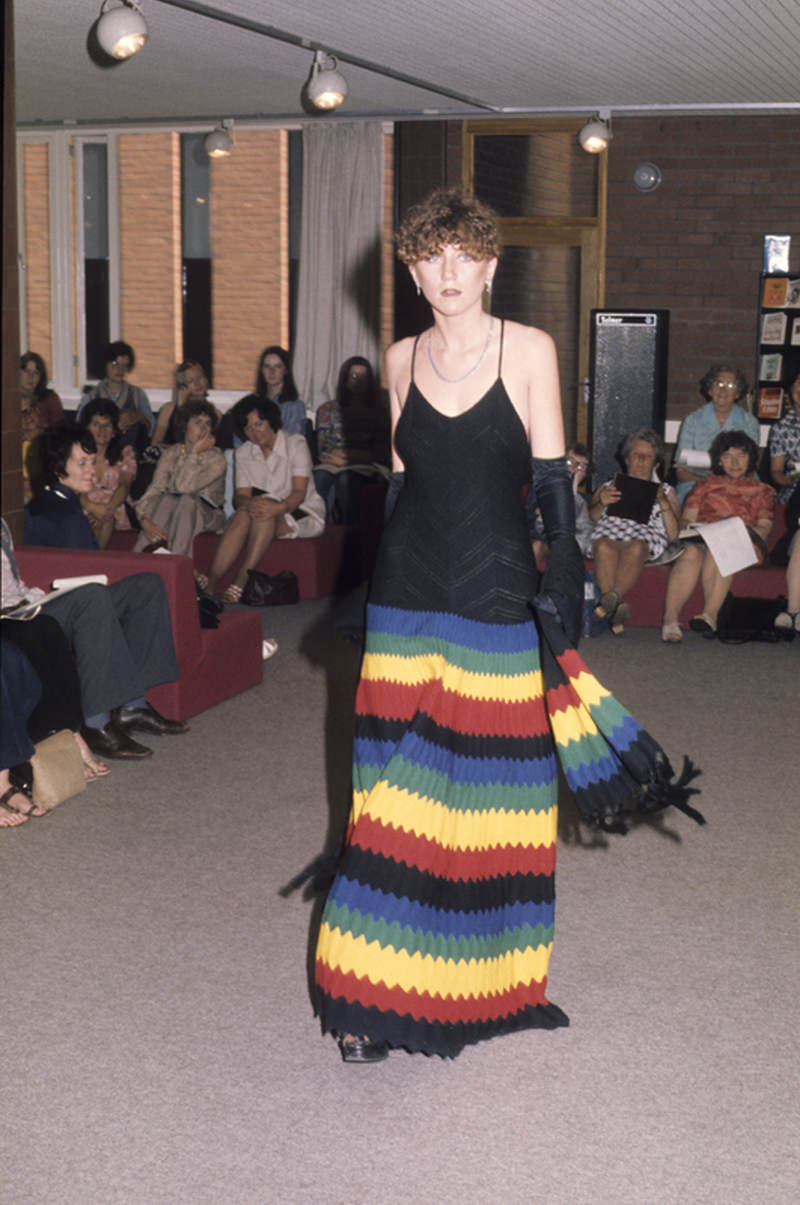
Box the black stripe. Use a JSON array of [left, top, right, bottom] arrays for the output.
[[355, 711, 555, 764]]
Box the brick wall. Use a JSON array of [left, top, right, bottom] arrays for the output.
[[22, 142, 51, 368], [605, 115, 800, 424], [118, 132, 182, 386], [210, 129, 287, 390]]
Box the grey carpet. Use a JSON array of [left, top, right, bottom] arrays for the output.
[[2, 603, 798, 1205]]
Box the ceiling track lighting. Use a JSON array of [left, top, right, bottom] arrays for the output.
[[96, 0, 149, 60], [306, 50, 349, 111], [578, 112, 612, 154], [204, 120, 234, 158]]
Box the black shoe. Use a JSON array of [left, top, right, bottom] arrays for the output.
[[112, 704, 189, 736], [80, 723, 153, 760], [338, 1035, 389, 1064]]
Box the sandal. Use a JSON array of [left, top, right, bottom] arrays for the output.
[[594, 590, 619, 619], [0, 789, 34, 827], [221, 583, 243, 605], [75, 732, 110, 781], [661, 622, 682, 643], [689, 612, 717, 637], [194, 571, 210, 593], [338, 1034, 389, 1064], [262, 638, 279, 661], [610, 601, 631, 636]]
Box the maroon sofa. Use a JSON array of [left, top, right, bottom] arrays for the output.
[[16, 546, 264, 720]]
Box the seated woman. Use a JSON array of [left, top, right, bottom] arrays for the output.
[[313, 356, 390, 524], [661, 431, 775, 641], [589, 427, 680, 634], [79, 399, 137, 549], [204, 396, 325, 603], [0, 626, 109, 828], [769, 369, 800, 504], [150, 361, 215, 447], [20, 351, 63, 498], [77, 340, 155, 455], [673, 364, 761, 503], [133, 400, 226, 556], [254, 345, 306, 435]]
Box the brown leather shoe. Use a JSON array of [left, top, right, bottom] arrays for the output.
[[80, 723, 153, 759], [112, 704, 189, 736]]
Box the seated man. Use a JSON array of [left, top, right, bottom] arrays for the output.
[[17, 425, 190, 758]]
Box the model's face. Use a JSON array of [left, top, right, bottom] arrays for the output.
[[60, 443, 96, 493], [106, 354, 131, 384], [21, 360, 40, 394], [261, 355, 286, 396], [181, 366, 207, 400], [720, 446, 750, 479], [709, 371, 738, 414], [87, 414, 115, 448], [411, 244, 496, 314], [243, 409, 276, 452], [626, 440, 657, 480], [186, 413, 213, 444]]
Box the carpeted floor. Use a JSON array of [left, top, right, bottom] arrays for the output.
[[2, 601, 798, 1205]]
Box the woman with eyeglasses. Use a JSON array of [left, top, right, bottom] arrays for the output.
[[673, 365, 761, 503], [77, 340, 155, 455]]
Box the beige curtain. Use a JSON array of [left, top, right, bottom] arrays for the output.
[[294, 122, 383, 417]]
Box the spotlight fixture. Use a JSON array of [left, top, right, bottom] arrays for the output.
[[633, 162, 662, 193], [204, 122, 234, 158], [578, 114, 612, 154], [96, 0, 148, 60], [307, 50, 348, 110]]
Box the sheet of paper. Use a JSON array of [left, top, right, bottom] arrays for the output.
[[678, 449, 712, 469], [3, 575, 109, 620], [691, 516, 759, 576]]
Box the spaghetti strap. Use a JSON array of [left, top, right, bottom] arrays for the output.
[[410, 333, 422, 384], [498, 318, 505, 376]]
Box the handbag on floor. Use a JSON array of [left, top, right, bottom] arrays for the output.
[[716, 593, 787, 644], [31, 729, 86, 811], [241, 569, 299, 607]]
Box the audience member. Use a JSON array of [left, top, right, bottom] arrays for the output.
[[204, 396, 324, 603], [0, 641, 49, 827], [253, 346, 307, 435], [529, 442, 594, 562], [768, 369, 800, 503], [79, 399, 137, 548], [20, 351, 63, 499], [4, 516, 188, 759], [588, 428, 680, 634], [134, 400, 226, 555], [313, 356, 390, 524], [673, 364, 760, 503], [661, 431, 774, 641], [151, 361, 215, 447], [774, 480, 800, 633], [77, 340, 154, 454]]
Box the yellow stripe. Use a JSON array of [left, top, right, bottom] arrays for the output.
[[570, 669, 612, 708], [318, 923, 552, 999], [548, 702, 598, 746], [354, 781, 557, 850], [361, 651, 544, 703]]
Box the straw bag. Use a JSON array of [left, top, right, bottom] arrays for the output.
[[31, 730, 86, 811]]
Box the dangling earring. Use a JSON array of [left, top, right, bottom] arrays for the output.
[[416, 282, 421, 296], [486, 278, 493, 311]]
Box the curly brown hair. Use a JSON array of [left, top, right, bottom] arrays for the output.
[[396, 187, 501, 265]]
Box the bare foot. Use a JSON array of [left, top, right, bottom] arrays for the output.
[[74, 731, 110, 780], [0, 791, 32, 827]]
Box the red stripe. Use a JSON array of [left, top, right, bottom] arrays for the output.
[[352, 813, 556, 880], [316, 963, 549, 1025], [357, 678, 550, 739], [545, 681, 581, 716]]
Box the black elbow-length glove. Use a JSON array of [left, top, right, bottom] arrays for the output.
[[530, 456, 585, 647]]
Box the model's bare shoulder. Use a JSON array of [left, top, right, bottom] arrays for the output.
[[503, 320, 556, 359]]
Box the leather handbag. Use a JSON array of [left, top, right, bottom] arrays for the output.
[[30, 729, 86, 811], [241, 569, 300, 607]]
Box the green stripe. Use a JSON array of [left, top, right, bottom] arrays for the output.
[[382, 757, 556, 815], [552, 729, 613, 771], [327, 901, 553, 961], [366, 630, 539, 677]]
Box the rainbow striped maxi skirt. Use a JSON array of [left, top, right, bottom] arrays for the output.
[[314, 604, 569, 1058]]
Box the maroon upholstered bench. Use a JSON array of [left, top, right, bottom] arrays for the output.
[[192, 525, 363, 600]]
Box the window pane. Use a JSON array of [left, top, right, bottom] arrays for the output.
[[83, 143, 109, 377], [493, 244, 581, 438], [474, 133, 597, 218], [181, 133, 211, 258]]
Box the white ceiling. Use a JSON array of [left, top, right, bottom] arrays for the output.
[[15, 0, 800, 129]]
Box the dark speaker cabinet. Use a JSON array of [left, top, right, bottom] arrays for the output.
[[589, 310, 669, 488]]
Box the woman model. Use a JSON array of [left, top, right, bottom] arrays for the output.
[[589, 428, 680, 634], [314, 356, 390, 523], [313, 188, 594, 1062], [134, 401, 226, 555], [150, 361, 214, 448], [79, 399, 137, 549], [673, 365, 760, 503], [661, 431, 774, 641], [203, 396, 324, 603]]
